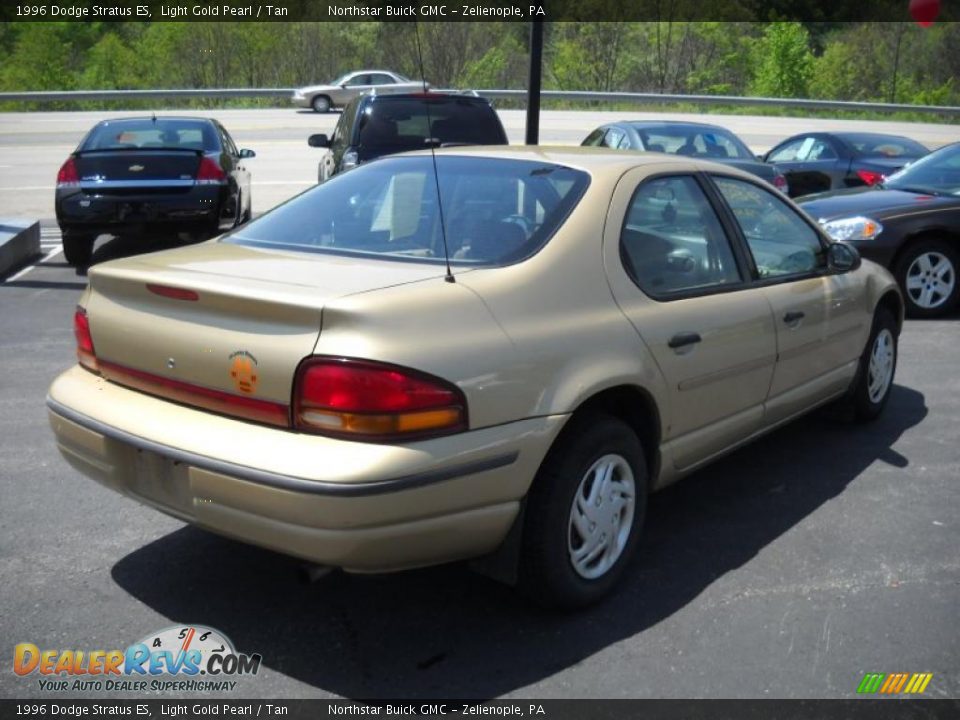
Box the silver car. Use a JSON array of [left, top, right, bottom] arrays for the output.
[[292, 70, 428, 113]]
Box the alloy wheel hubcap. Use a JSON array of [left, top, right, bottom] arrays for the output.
[[567, 453, 635, 580], [867, 328, 895, 404], [906, 251, 955, 309]]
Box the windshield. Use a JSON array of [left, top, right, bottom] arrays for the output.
[[635, 125, 753, 160], [82, 119, 219, 152], [226, 156, 589, 266], [884, 143, 960, 196]]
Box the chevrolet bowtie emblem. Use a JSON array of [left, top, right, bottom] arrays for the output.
[[129, 164, 145, 172]]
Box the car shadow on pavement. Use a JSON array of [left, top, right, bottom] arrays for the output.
[[111, 384, 927, 699]]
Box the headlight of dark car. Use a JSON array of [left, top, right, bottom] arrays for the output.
[[820, 216, 884, 242]]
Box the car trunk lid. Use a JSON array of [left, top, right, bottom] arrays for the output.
[[74, 149, 203, 194], [83, 242, 451, 423]]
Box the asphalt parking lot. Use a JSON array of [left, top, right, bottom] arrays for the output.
[[1, 237, 958, 699], [1, 108, 958, 700]]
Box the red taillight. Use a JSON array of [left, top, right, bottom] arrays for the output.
[[856, 169, 885, 186], [57, 157, 80, 188], [196, 157, 227, 184], [146, 284, 199, 301], [293, 358, 467, 441], [73, 306, 98, 372], [773, 174, 788, 192]]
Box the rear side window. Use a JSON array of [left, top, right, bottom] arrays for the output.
[[83, 120, 220, 152], [620, 175, 742, 297], [227, 156, 588, 267], [839, 134, 928, 158], [358, 99, 507, 149], [713, 176, 826, 278]]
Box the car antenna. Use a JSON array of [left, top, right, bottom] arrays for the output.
[[414, 21, 455, 284]]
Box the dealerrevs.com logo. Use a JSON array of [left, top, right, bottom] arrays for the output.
[[13, 625, 261, 693]]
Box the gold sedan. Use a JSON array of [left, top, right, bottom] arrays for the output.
[[47, 148, 903, 608]]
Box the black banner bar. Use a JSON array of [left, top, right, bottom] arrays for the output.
[[1, 0, 957, 23], [2, 700, 960, 720]]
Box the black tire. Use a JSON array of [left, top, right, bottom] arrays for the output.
[[894, 239, 959, 318], [518, 414, 648, 609], [311, 95, 332, 113], [62, 232, 95, 267], [241, 190, 252, 224], [850, 307, 898, 422]]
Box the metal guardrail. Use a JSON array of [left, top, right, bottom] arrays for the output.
[[0, 87, 958, 116]]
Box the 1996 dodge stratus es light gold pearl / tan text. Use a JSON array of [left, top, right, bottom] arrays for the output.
[[48, 148, 903, 607]]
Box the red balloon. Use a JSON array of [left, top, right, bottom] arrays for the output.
[[909, 0, 941, 26]]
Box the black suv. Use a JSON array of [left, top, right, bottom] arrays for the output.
[[308, 92, 508, 182]]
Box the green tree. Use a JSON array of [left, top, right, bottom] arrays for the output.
[[79, 33, 138, 89], [748, 22, 814, 98]]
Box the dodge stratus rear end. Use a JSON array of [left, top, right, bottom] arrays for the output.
[[48, 152, 595, 588], [50, 148, 901, 607]]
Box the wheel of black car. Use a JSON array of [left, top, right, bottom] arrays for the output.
[[850, 307, 898, 422], [895, 239, 959, 318], [61, 232, 95, 267], [241, 190, 252, 224], [518, 415, 647, 609], [311, 95, 332, 113]]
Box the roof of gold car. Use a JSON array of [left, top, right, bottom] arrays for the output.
[[401, 144, 759, 180]]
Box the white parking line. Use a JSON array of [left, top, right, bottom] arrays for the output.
[[3, 245, 64, 283]]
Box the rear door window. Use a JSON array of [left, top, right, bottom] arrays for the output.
[[620, 175, 743, 297]]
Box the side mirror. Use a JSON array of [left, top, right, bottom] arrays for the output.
[[827, 242, 861, 273], [308, 134, 330, 148], [756, 153, 766, 162], [238, 148, 256, 159]]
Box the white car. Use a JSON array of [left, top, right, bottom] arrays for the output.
[[292, 70, 428, 113]]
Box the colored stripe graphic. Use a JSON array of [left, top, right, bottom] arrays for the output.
[[858, 672, 932, 694], [857, 673, 886, 693]]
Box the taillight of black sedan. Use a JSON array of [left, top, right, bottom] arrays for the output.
[[55, 116, 255, 267], [765, 131, 929, 199]]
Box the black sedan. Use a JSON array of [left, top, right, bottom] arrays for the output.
[[55, 116, 255, 266], [582, 121, 789, 193], [765, 132, 928, 198], [800, 142, 960, 318]]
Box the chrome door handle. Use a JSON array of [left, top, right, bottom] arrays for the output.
[[783, 311, 805, 324]]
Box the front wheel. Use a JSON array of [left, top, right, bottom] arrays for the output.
[[895, 239, 958, 318], [518, 415, 647, 609], [311, 95, 332, 113], [850, 307, 898, 422]]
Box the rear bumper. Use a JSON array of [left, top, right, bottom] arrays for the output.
[[56, 185, 230, 235], [47, 366, 565, 572]]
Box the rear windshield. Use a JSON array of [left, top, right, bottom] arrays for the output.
[[82, 119, 221, 152], [357, 98, 507, 149], [226, 156, 589, 266], [635, 125, 753, 160], [836, 134, 928, 158]]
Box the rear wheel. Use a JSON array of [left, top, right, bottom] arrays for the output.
[[62, 232, 95, 267], [518, 415, 647, 609], [895, 239, 958, 318], [850, 307, 898, 422], [311, 95, 332, 113]]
